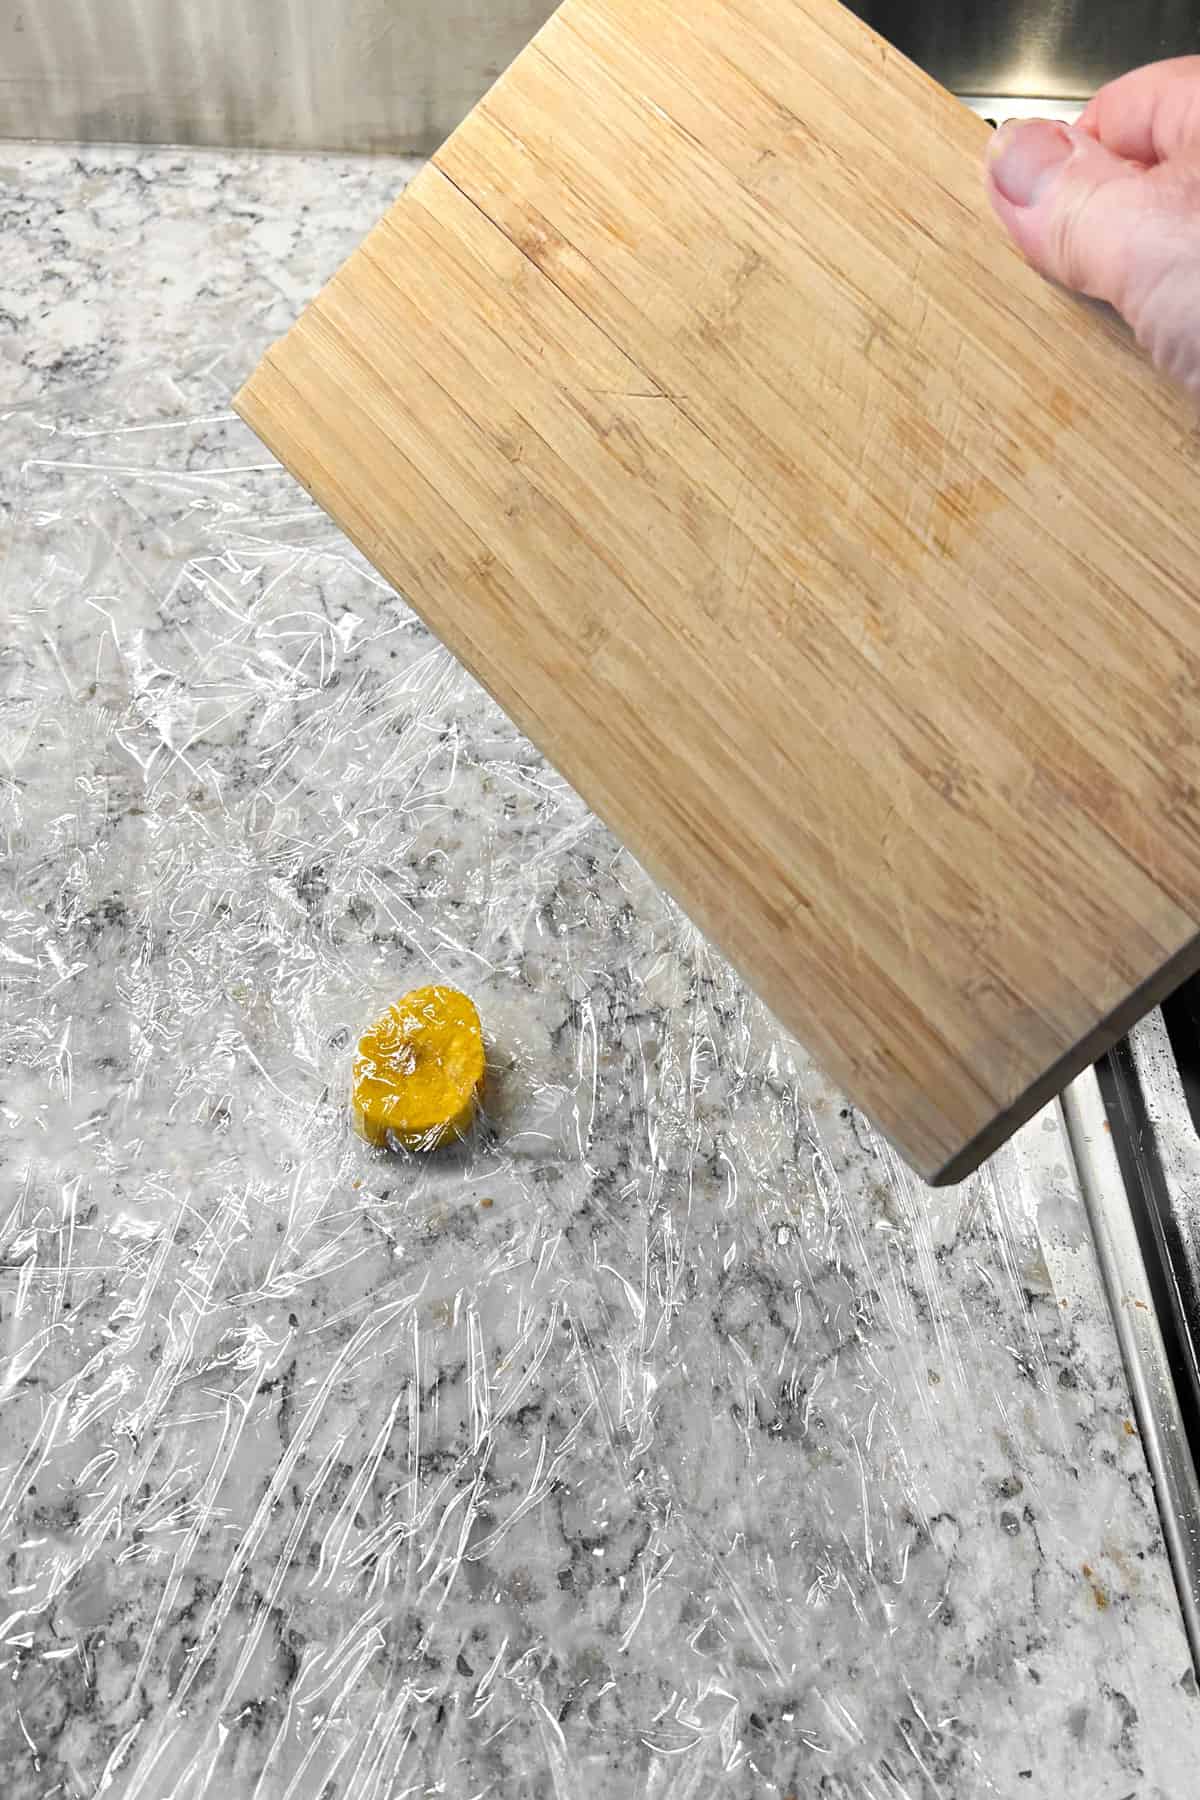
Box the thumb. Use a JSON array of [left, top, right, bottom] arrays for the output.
[[986, 119, 1149, 312]]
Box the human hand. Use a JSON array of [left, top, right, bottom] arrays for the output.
[[986, 58, 1200, 396]]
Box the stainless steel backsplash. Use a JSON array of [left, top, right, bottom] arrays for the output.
[[0, 0, 555, 152], [2, 0, 1199, 153]]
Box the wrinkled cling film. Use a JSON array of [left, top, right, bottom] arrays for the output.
[[0, 347, 1195, 1800]]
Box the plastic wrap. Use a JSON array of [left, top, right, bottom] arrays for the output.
[[1, 345, 1195, 1800]]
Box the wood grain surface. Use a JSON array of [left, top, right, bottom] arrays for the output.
[[235, 0, 1200, 1182]]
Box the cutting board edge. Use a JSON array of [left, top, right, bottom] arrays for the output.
[[930, 924, 1200, 1187]]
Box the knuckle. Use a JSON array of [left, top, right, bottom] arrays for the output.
[[1044, 181, 1109, 296]]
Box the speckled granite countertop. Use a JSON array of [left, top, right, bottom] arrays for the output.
[[1, 142, 1198, 1800]]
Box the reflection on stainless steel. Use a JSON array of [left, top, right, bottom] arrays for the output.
[[853, 0, 1200, 101], [1062, 1064, 1200, 1675], [1126, 1010, 1200, 1414], [961, 95, 1085, 124], [1, 0, 1198, 151]]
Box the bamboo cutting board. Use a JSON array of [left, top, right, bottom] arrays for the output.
[[235, 0, 1200, 1184]]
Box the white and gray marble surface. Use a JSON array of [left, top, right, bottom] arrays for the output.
[[1, 142, 1198, 1800]]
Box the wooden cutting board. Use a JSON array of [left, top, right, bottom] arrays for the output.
[[235, 0, 1200, 1184]]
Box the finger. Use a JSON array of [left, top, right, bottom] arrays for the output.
[[986, 120, 1148, 309], [1079, 56, 1200, 166]]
